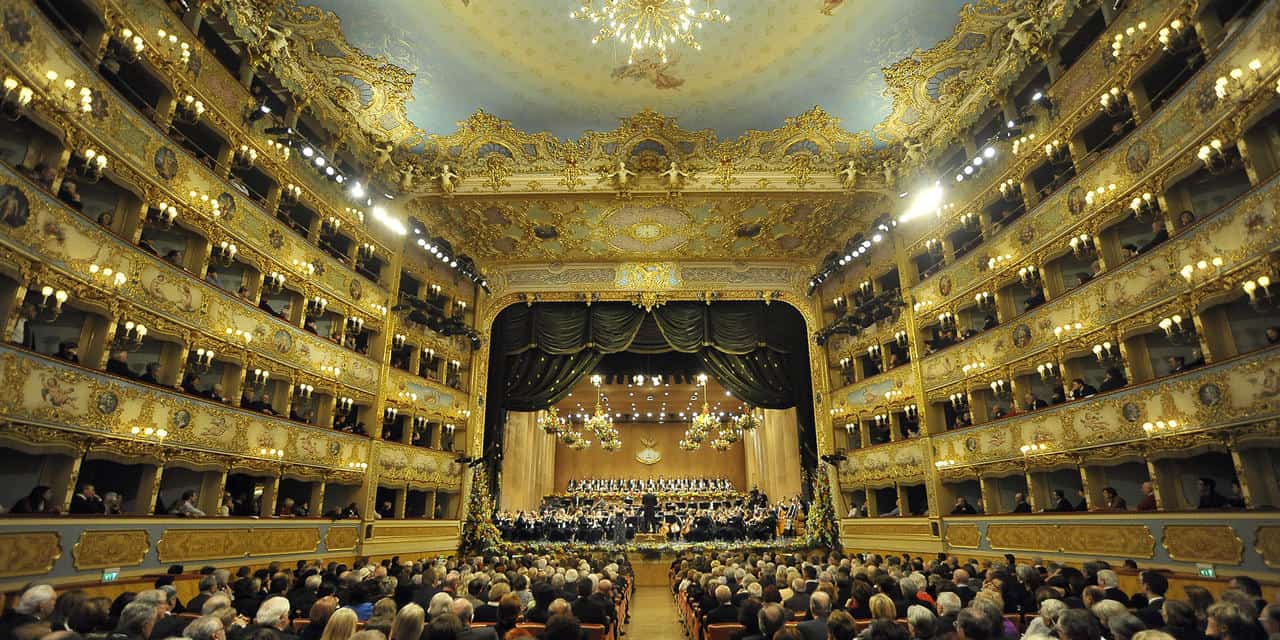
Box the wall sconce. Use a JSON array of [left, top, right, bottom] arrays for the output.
[[249, 368, 271, 386], [989, 379, 1011, 399], [212, 240, 237, 267], [346, 461, 368, 471], [1084, 183, 1117, 208], [1053, 322, 1084, 340], [336, 396, 354, 414], [1037, 361, 1060, 381], [1142, 419, 1180, 436], [998, 178, 1021, 201], [444, 423, 457, 434], [958, 212, 980, 229], [148, 202, 178, 228], [1214, 60, 1263, 102], [949, 392, 969, 409], [838, 356, 852, 372], [267, 139, 290, 160], [130, 425, 168, 440], [37, 285, 68, 319], [1043, 139, 1070, 164], [258, 447, 285, 459], [1158, 19, 1189, 52], [1011, 133, 1037, 157], [894, 331, 909, 349], [867, 344, 882, 361], [320, 365, 341, 378], [321, 216, 342, 236], [1092, 341, 1121, 364], [346, 316, 365, 335], [884, 388, 904, 402], [1018, 264, 1041, 287], [392, 333, 407, 349], [1179, 257, 1224, 287], [191, 347, 215, 372], [187, 190, 221, 217], [282, 183, 302, 205], [913, 299, 933, 314], [305, 296, 329, 317], [987, 254, 1013, 271], [872, 413, 890, 429], [290, 259, 316, 277], [937, 311, 956, 330], [233, 144, 258, 169], [960, 361, 987, 375], [412, 416, 428, 431], [175, 94, 205, 124], [225, 327, 253, 345], [295, 383, 314, 399], [1019, 442, 1049, 455], [1, 76, 34, 121], [153, 29, 191, 65], [356, 243, 376, 261], [1099, 87, 1130, 116], [904, 404, 919, 421], [383, 407, 399, 423], [925, 238, 943, 256], [110, 28, 145, 63], [1197, 139, 1229, 173], [371, 302, 388, 316], [1130, 192, 1160, 218], [935, 459, 957, 469], [264, 271, 286, 294], [75, 149, 108, 184], [1069, 233, 1095, 257], [832, 295, 846, 314], [1243, 275, 1274, 310], [116, 320, 148, 348], [43, 71, 88, 114], [1109, 20, 1148, 59], [1158, 314, 1196, 344], [858, 280, 874, 299], [843, 422, 856, 435], [88, 263, 129, 288], [974, 291, 995, 311]]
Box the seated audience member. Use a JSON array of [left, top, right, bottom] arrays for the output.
[[703, 585, 738, 626], [1138, 220, 1169, 253], [1009, 493, 1031, 514], [1136, 482, 1157, 511], [1160, 600, 1205, 640], [104, 350, 136, 378], [1099, 367, 1127, 392], [0, 584, 57, 640], [1135, 572, 1169, 628], [57, 179, 83, 211], [54, 340, 79, 362], [1045, 489, 1073, 512], [172, 491, 207, 517], [1100, 487, 1127, 511], [1267, 327, 1280, 345], [319, 607, 358, 640], [1205, 603, 1252, 640], [950, 497, 977, 515], [1197, 478, 1229, 509], [70, 484, 105, 514], [11, 485, 59, 514], [541, 614, 582, 640], [1068, 378, 1097, 400], [1177, 210, 1196, 228]]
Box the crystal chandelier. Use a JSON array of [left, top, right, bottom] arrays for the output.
[[570, 0, 731, 64], [584, 375, 621, 451], [681, 373, 715, 451]]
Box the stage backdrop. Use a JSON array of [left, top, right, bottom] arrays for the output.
[[551, 421, 747, 494]]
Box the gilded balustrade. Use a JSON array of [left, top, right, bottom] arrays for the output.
[[904, 0, 1279, 310], [0, 5, 389, 316]]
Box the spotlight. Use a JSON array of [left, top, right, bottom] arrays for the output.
[[349, 181, 365, 199]]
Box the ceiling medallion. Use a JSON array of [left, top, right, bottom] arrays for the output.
[[570, 0, 731, 64], [628, 221, 666, 241]]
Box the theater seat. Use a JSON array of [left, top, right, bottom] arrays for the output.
[[581, 623, 606, 640], [291, 619, 310, 632], [706, 623, 745, 640]]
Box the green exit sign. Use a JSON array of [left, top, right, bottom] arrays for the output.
[[1196, 564, 1215, 578], [101, 569, 119, 583]]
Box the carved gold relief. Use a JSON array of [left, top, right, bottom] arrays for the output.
[[946, 523, 982, 548], [1162, 525, 1244, 565], [73, 530, 150, 570], [246, 528, 320, 557], [0, 532, 62, 577], [1255, 526, 1280, 569], [325, 527, 360, 551], [157, 529, 247, 563]]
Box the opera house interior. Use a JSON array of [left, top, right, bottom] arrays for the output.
[[0, 0, 1278, 639]]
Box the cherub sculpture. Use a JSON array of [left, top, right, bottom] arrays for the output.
[[436, 164, 460, 194], [836, 160, 860, 190], [660, 161, 689, 189], [608, 161, 636, 189]]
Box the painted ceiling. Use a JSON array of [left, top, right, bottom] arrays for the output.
[[302, 0, 976, 141]]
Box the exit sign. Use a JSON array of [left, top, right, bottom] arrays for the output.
[[1196, 564, 1215, 578], [101, 568, 120, 583]]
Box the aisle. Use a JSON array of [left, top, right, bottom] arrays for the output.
[[626, 586, 687, 639]]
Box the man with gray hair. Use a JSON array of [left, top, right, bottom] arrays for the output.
[[201, 595, 231, 616], [1097, 570, 1130, 606], [0, 584, 56, 640], [244, 596, 291, 639], [798, 592, 831, 640], [188, 575, 221, 614], [758, 603, 788, 640], [451, 598, 497, 640], [1026, 599, 1068, 638], [115, 601, 158, 640], [936, 592, 961, 632], [182, 615, 226, 640], [705, 585, 738, 625]]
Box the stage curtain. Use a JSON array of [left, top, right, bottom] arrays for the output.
[[499, 411, 555, 511], [496, 302, 800, 410]]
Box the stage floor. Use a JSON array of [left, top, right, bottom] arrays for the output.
[[499, 537, 807, 555]]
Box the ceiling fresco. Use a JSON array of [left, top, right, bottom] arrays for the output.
[[302, 0, 977, 141]]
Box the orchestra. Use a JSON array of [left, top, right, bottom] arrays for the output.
[[494, 487, 806, 545], [566, 476, 735, 494]]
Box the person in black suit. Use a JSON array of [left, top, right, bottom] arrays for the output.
[[783, 578, 811, 621], [69, 484, 106, 514], [641, 491, 658, 533], [1010, 493, 1031, 514], [1046, 490, 1074, 512], [1068, 378, 1098, 400], [1096, 570, 1130, 606], [570, 580, 613, 629], [951, 570, 977, 607], [1134, 571, 1169, 628], [1197, 478, 1229, 509], [796, 592, 831, 640], [452, 599, 497, 640], [704, 586, 739, 626], [1138, 220, 1169, 254], [950, 497, 977, 515]]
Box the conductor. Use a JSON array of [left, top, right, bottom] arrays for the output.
[[641, 490, 658, 533]]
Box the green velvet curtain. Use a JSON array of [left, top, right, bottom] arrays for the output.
[[497, 302, 798, 410]]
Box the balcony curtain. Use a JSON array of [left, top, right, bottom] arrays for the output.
[[497, 302, 797, 410]]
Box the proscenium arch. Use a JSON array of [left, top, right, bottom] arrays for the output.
[[460, 287, 840, 508]]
